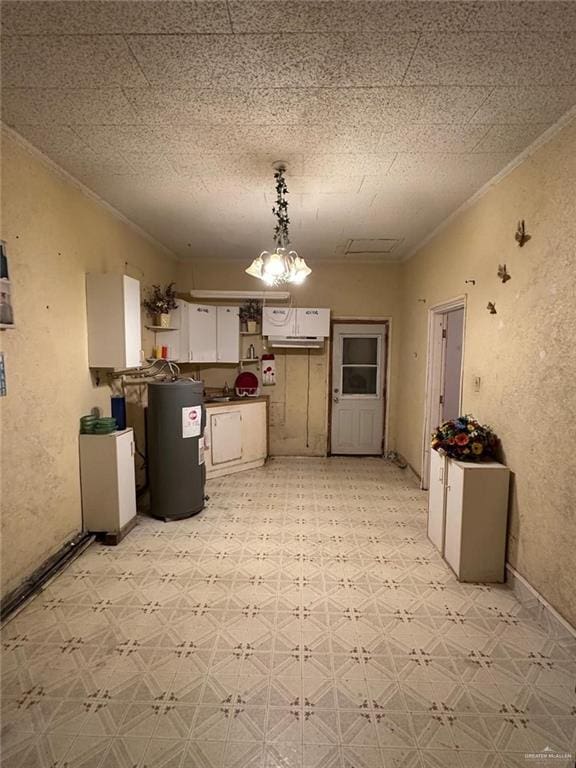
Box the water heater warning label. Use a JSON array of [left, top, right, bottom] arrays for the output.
[[182, 405, 201, 438]]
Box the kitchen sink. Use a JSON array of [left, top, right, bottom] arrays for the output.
[[205, 396, 233, 403]]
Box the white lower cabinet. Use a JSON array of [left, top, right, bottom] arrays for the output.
[[204, 400, 267, 479], [79, 429, 137, 541], [427, 455, 510, 582]]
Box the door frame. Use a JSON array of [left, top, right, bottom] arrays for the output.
[[327, 317, 391, 456], [421, 297, 467, 490]]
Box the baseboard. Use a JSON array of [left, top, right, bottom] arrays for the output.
[[506, 563, 576, 640], [0, 531, 94, 624]]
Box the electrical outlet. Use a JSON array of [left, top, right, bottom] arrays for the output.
[[473, 376, 481, 393]]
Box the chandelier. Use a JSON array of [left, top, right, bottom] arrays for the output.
[[245, 165, 311, 286]]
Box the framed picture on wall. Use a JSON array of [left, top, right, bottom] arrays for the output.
[[0, 240, 14, 327]]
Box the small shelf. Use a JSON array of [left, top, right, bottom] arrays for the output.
[[240, 331, 260, 336], [146, 357, 179, 363], [145, 326, 179, 332], [240, 358, 259, 363], [0, 324, 15, 330]]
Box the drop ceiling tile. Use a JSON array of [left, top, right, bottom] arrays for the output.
[[126, 35, 220, 86], [228, 1, 576, 34], [72, 125, 167, 155], [2, 88, 139, 126], [334, 33, 420, 86], [303, 154, 396, 177], [470, 86, 576, 124], [315, 86, 491, 124], [377, 124, 490, 153], [1, 35, 148, 88], [0, 0, 231, 34], [404, 31, 576, 86], [124, 87, 321, 125], [210, 33, 345, 88], [472, 123, 550, 153], [159, 124, 382, 155]]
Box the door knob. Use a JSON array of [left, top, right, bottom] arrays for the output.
[[333, 395, 339, 403]]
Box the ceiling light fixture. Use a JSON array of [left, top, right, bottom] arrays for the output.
[[245, 164, 311, 286]]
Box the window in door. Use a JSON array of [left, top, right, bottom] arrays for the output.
[[341, 337, 379, 395]]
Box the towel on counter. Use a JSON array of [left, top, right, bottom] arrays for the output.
[[261, 353, 276, 386]]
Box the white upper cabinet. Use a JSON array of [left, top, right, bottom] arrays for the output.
[[262, 307, 296, 336], [174, 303, 240, 363], [86, 273, 141, 369], [296, 308, 330, 337], [216, 306, 240, 363], [262, 307, 330, 337], [188, 303, 217, 362]]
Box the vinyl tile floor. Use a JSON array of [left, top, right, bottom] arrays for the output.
[[1, 458, 575, 768]]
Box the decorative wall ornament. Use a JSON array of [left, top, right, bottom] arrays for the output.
[[515, 220, 531, 247], [497, 264, 511, 283], [245, 165, 311, 286], [487, 302, 497, 314], [464, 279, 476, 286]]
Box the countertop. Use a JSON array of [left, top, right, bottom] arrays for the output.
[[204, 396, 269, 409]]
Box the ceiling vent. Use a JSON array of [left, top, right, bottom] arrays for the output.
[[345, 238, 402, 256]]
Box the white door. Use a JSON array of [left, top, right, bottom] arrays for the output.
[[441, 308, 464, 422], [330, 323, 387, 455], [217, 306, 240, 362], [188, 304, 217, 362]]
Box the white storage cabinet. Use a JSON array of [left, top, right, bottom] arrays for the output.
[[262, 307, 330, 337], [204, 400, 267, 478], [86, 274, 141, 369], [172, 302, 239, 363], [427, 454, 510, 582], [79, 428, 137, 540]]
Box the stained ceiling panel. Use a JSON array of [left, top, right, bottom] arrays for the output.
[[1, 0, 576, 263]]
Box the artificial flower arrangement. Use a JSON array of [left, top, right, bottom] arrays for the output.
[[431, 414, 499, 462]]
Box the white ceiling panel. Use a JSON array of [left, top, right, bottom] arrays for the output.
[[0, 1, 231, 34], [228, 1, 576, 34], [2, 35, 148, 88], [2, 1, 576, 262], [2, 87, 139, 126], [405, 32, 576, 86], [470, 86, 576, 124], [472, 124, 549, 154]]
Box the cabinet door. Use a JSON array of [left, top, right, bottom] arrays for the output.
[[211, 411, 242, 464], [217, 306, 240, 362], [262, 307, 296, 336], [444, 462, 464, 575], [427, 449, 446, 553], [188, 304, 217, 362], [123, 276, 142, 368], [171, 302, 190, 363], [115, 430, 137, 528], [296, 308, 330, 337]]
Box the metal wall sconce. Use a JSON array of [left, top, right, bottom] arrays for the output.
[[515, 220, 531, 247], [497, 264, 511, 283], [487, 302, 497, 314]]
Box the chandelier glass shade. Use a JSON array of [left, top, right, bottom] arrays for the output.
[[246, 167, 311, 286]]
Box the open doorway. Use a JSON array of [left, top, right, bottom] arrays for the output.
[[329, 321, 389, 455], [421, 298, 466, 490]]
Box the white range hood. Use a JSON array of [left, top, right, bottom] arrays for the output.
[[267, 336, 325, 349]]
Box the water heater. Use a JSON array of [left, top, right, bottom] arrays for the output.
[[147, 380, 205, 520]]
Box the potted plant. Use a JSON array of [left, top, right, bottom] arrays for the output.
[[239, 299, 262, 333], [142, 283, 178, 327]]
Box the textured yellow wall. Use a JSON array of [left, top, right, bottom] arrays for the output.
[[0, 133, 176, 600], [175, 261, 402, 455], [397, 118, 576, 626]]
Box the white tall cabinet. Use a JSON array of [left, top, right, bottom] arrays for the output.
[[79, 429, 137, 541], [86, 274, 141, 369], [427, 454, 510, 582]]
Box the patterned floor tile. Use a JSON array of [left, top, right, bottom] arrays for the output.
[[1, 458, 575, 768]]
